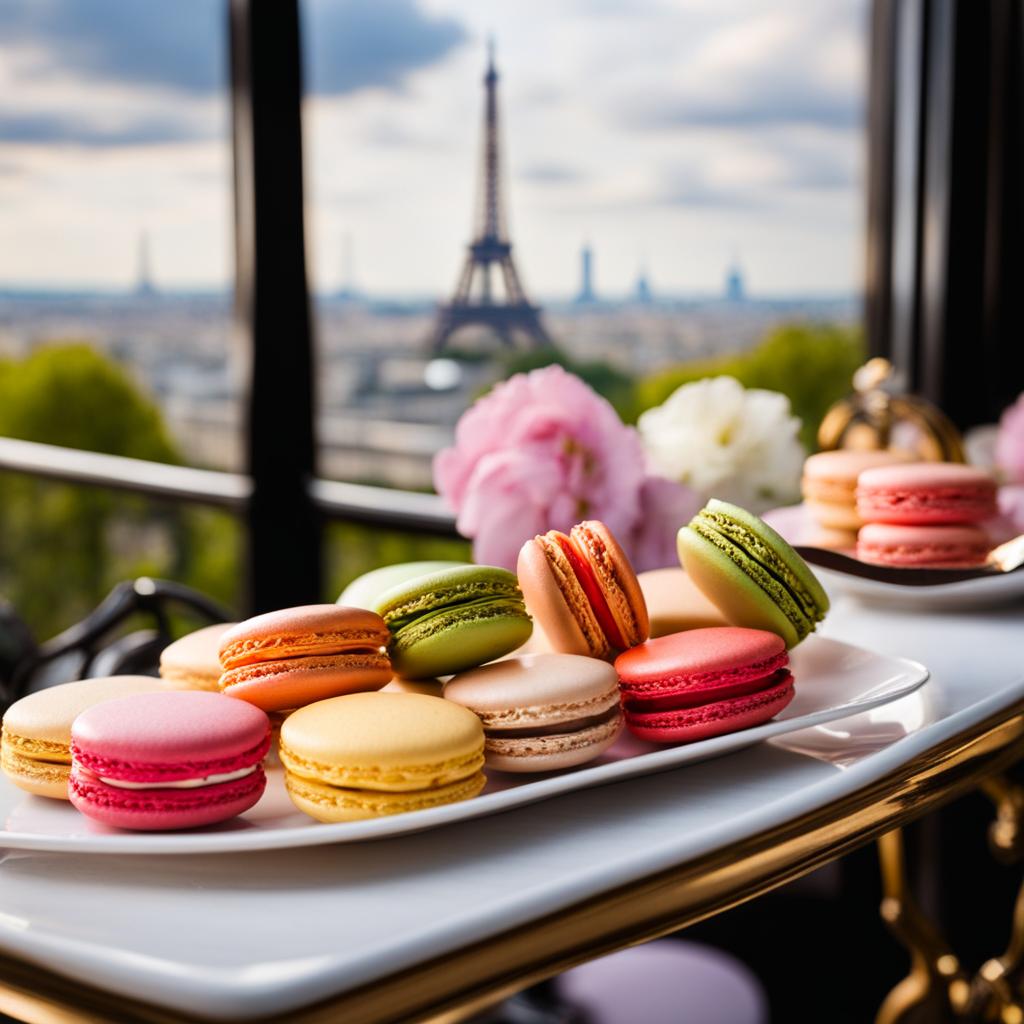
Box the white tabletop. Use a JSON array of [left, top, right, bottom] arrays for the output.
[[0, 592, 1022, 1020]]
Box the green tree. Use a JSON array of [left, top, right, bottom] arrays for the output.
[[0, 343, 240, 637]]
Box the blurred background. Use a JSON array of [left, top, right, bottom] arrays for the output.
[[0, 0, 864, 638]]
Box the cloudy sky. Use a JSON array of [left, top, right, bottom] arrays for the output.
[[0, 0, 867, 298]]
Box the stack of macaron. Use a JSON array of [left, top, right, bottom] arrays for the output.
[[855, 462, 998, 567], [801, 449, 912, 549]]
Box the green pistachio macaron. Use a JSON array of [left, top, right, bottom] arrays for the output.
[[337, 560, 467, 610], [372, 565, 533, 678], [677, 499, 829, 648]]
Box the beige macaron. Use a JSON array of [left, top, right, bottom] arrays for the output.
[[159, 623, 238, 691], [445, 654, 623, 773]]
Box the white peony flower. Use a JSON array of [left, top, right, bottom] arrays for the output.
[[637, 375, 805, 513]]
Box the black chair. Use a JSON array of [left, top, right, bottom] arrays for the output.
[[0, 578, 232, 714]]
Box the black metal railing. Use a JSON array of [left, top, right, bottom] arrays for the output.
[[0, 436, 458, 533]]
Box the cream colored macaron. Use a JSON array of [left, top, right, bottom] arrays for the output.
[[159, 623, 237, 691], [637, 568, 729, 638]]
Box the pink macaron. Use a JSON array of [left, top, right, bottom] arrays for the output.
[[69, 691, 270, 831], [856, 462, 997, 525], [614, 627, 793, 744], [857, 522, 991, 568]]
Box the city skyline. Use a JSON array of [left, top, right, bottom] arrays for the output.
[[0, 0, 866, 296]]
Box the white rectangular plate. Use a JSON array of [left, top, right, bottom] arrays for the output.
[[0, 636, 927, 855]]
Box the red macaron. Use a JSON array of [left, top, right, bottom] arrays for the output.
[[614, 627, 793, 744], [856, 462, 997, 525]]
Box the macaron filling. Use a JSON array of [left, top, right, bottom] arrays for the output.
[[484, 704, 621, 739], [551, 533, 627, 650], [95, 765, 259, 790]]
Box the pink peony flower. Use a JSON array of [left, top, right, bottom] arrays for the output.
[[996, 393, 1024, 484], [434, 365, 696, 571]]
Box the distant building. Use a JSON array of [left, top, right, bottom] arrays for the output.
[[134, 231, 157, 298], [725, 261, 746, 303], [337, 232, 359, 302], [633, 266, 653, 305], [574, 243, 595, 304]]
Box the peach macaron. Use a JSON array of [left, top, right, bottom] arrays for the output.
[[218, 605, 392, 712], [517, 520, 648, 661]]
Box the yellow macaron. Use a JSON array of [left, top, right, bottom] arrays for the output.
[[1, 676, 169, 799], [280, 691, 486, 822]]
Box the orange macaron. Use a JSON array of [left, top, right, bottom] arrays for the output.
[[218, 605, 392, 712], [517, 520, 648, 660]]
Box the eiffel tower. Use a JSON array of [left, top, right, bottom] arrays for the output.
[[429, 43, 551, 352]]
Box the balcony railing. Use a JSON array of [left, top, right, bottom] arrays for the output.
[[0, 436, 458, 535]]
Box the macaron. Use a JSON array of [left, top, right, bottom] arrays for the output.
[[517, 520, 648, 661], [637, 568, 729, 638], [1, 676, 169, 799], [372, 565, 532, 679], [856, 462, 998, 525], [802, 449, 913, 530], [615, 627, 794, 743], [69, 691, 270, 831], [857, 522, 992, 567], [218, 605, 392, 712], [159, 623, 237, 691], [280, 692, 486, 822], [677, 500, 829, 649], [381, 677, 446, 698], [445, 654, 623, 772], [338, 561, 466, 610]]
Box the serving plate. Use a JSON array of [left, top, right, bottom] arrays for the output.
[[0, 636, 928, 855]]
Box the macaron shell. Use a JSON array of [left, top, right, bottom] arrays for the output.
[[71, 691, 271, 782], [337, 561, 467, 610], [856, 462, 998, 524], [637, 568, 729, 637], [517, 538, 604, 658], [69, 765, 266, 831], [220, 652, 392, 712], [572, 521, 649, 648], [160, 623, 237, 691], [485, 712, 623, 773], [803, 499, 864, 531], [219, 605, 390, 671], [280, 692, 485, 793], [624, 673, 794, 743], [615, 627, 789, 708], [677, 526, 801, 648], [0, 747, 72, 800], [857, 522, 991, 567], [284, 770, 485, 823]]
